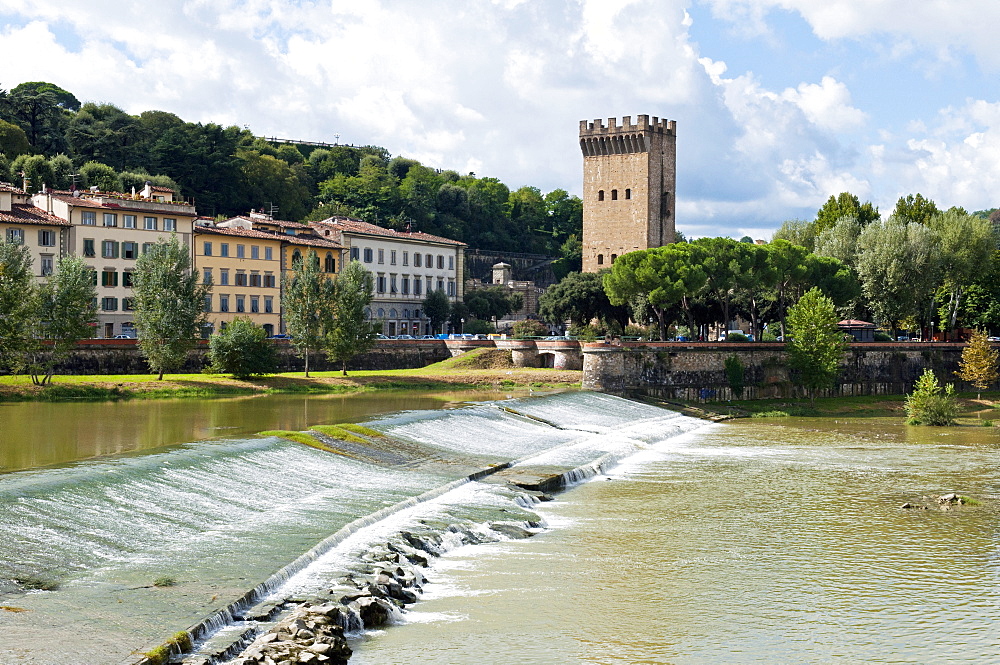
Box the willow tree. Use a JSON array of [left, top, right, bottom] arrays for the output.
[[133, 236, 210, 380], [282, 249, 335, 377]]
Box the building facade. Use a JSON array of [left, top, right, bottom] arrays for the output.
[[579, 115, 676, 272], [0, 183, 71, 278], [310, 217, 466, 336], [32, 184, 198, 338]]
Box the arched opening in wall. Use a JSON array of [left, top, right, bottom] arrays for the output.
[[263, 323, 274, 337], [625, 188, 631, 199], [611, 189, 618, 200], [292, 249, 302, 266], [598, 190, 605, 201], [538, 352, 555, 369], [611, 254, 618, 263], [597, 254, 604, 265], [324, 252, 336, 273]]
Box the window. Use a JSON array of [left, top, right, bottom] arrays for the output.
[[611, 254, 618, 263], [101, 297, 118, 311], [350, 247, 360, 261], [625, 188, 631, 200], [203, 268, 212, 284], [264, 296, 273, 314], [123, 298, 134, 312], [403, 251, 409, 266], [220, 243, 229, 257], [102, 270, 118, 287], [291, 249, 302, 266], [377, 274, 386, 293], [102, 240, 119, 259], [437, 255, 444, 270], [219, 295, 229, 312], [123, 242, 138, 259], [204, 295, 212, 312], [426, 277, 433, 293], [40, 255, 53, 276], [164, 218, 176, 232], [236, 244, 245, 258], [437, 279, 444, 292], [251, 245, 259, 259], [414, 279, 422, 296], [390, 274, 397, 293], [6, 228, 23, 244], [378, 248, 384, 264], [390, 250, 397, 265], [264, 273, 275, 288], [264, 246, 273, 261], [236, 295, 245, 313], [124, 215, 137, 229], [142, 242, 155, 254], [82, 211, 97, 226], [363, 248, 373, 263], [220, 269, 230, 286], [38, 230, 56, 247], [250, 272, 261, 287], [414, 253, 421, 268], [401, 276, 409, 295], [83, 238, 96, 257], [251, 296, 259, 313], [124, 271, 136, 287], [236, 271, 247, 287], [103, 213, 117, 227], [144, 216, 157, 230], [324, 253, 335, 273], [598, 190, 605, 201], [448, 255, 454, 270], [426, 253, 433, 268], [90, 270, 98, 286], [611, 189, 618, 200], [447, 280, 455, 296], [203, 241, 213, 256], [597, 254, 604, 265]]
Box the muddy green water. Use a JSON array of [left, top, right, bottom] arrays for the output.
[[350, 417, 1000, 664], [0, 389, 528, 473]]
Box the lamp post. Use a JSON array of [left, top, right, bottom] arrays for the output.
[[460, 318, 465, 334]]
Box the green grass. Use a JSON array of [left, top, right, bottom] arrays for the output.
[[337, 423, 385, 438], [750, 410, 790, 418], [959, 496, 982, 506], [15, 576, 59, 591], [311, 425, 370, 445], [259, 430, 332, 451], [152, 576, 176, 587]]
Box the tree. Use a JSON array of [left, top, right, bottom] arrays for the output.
[[10, 154, 55, 193], [326, 260, 377, 375], [0, 241, 37, 374], [785, 287, 846, 404], [209, 316, 277, 379], [724, 354, 746, 398], [892, 193, 939, 225], [29, 256, 97, 385], [955, 329, 999, 400], [422, 289, 451, 334], [905, 369, 958, 426], [763, 239, 810, 337], [282, 249, 335, 377], [772, 219, 817, 251], [693, 237, 751, 330], [465, 286, 521, 322], [78, 160, 122, 192], [132, 236, 210, 380], [928, 210, 997, 334], [1, 82, 77, 154], [0, 118, 30, 157], [538, 270, 627, 330], [512, 319, 548, 339], [815, 192, 879, 232]]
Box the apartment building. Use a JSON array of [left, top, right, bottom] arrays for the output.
[[309, 217, 466, 336], [32, 184, 198, 338], [0, 183, 71, 278]]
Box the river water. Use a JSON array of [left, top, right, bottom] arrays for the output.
[[1, 394, 998, 664]]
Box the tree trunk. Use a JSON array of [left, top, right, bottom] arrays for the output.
[[654, 307, 666, 341], [304, 350, 310, 378], [341, 361, 348, 376]]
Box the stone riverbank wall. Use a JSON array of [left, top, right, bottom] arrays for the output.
[[582, 341, 970, 400]]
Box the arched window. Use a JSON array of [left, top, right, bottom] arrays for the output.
[[403, 308, 411, 318], [611, 254, 618, 263], [291, 249, 302, 266], [389, 308, 398, 318], [364, 307, 372, 319], [625, 188, 631, 200], [377, 308, 386, 318], [611, 189, 618, 200], [597, 190, 605, 201], [597, 254, 604, 265], [324, 252, 335, 273]]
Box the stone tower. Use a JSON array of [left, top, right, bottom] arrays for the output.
[[579, 115, 676, 272]]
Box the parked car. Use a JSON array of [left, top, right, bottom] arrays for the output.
[[269, 333, 292, 339], [395, 334, 414, 340], [376, 334, 390, 340], [113, 334, 135, 339]]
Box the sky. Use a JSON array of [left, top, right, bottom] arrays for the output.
[[2, 0, 999, 240]]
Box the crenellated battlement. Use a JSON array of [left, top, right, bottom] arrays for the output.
[[579, 115, 676, 137]]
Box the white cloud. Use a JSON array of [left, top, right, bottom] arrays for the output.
[[780, 76, 866, 132]]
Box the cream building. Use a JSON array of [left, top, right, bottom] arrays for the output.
[[0, 183, 71, 278], [310, 217, 465, 336]]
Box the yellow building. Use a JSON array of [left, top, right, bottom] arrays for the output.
[[193, 225, 284, 336], [0, 183, 71, 278]]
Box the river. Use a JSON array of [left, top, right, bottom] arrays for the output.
[[1, 394, 998, 664]]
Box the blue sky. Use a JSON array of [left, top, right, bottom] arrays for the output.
[[2, 0, 998, 240]]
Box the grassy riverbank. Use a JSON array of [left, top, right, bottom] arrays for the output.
[[0, 350, 581, 403]]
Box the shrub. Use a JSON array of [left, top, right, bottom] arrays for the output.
[[152, 576, 176, 587], [905, 369, 958, 426], [760, 328, 779, 342], [874, 331, 893, 342], [511, 319, 547, 339], [568, 323, 604, 341], [724, 354, 745, 398], [725, 332, 749, 342], [209, 317, 277, 379], [463, 319, 495, 335]]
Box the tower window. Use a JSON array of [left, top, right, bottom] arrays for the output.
[[611, 189, 618, 200], [611, 254, 618, 263], [625, 189, 631, 199], [597, 254, 604, 265], [598, 190, 605, 201]]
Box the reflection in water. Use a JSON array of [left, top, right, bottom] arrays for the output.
[[0, 389, 532, 473]]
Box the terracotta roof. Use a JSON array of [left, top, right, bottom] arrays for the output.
[[0, 204, 72, 226], [283, 233, 343, 249], [45, 192, 196, 215], [226, 215, 310, 230], [0, 182, 27, 195], [150, 185, 175, 193], [838, 319, 875, 327], [312, 217, 466, 246], [195, 225, 289, 241]]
